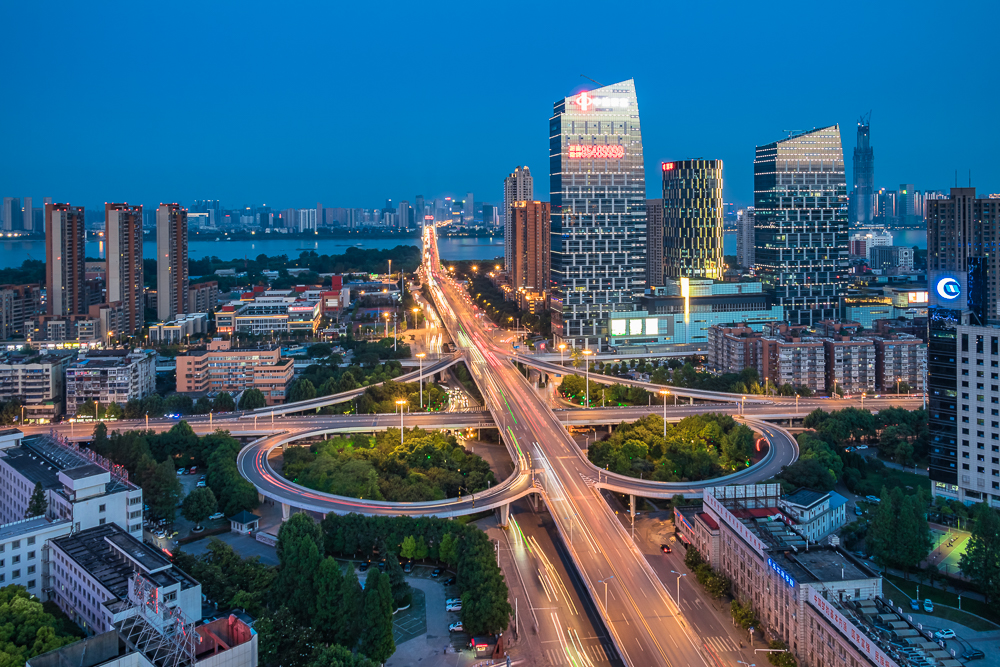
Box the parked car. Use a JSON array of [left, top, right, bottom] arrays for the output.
[[208, 512, 225, 521], [856, 445, 868, 450], [855, 507, 864, 516], [176, 469, 185, 476], [431, 568, 443, 578], [358, 561, 370, 573], [189, 466, 198, 474], [964, 649, 985, 660], [923, 599, 934, 612], [446, 603, 462, 613], [446, 598, 462, 606], [910, 599, 920, 611], [199, 475, 206, 481], [443, 577, 456, 586], [660, 544, 672, 554], [196, 480, 206, 487], [865, 495, 881, 504], [934, 629, 956, 640], [403, 561, 412, 573], [449, 621, 464, 633]]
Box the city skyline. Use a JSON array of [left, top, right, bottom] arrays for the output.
[[1, 2, 997, 209]]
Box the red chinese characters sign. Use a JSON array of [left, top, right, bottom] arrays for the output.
[[568, 145, 625, 160], [809, 589, 896, 667]]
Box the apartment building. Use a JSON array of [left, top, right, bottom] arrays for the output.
[[148, 312, 209, 344], [188, 280, 220, 314], [676, 486, 892, 667], [0, 284, 41, 338], [64, 349, 156, 415], [823, 337, 876, 396], [872, 334, 926, 393], [0, 429, 142, 600], [707, 324, 761, 374], [0, 349, 75, 421], [175, 338, 293, 404], [756, 336, 826, 393]]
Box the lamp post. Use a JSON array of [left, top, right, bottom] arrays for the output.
[[412, 306, 420, 330], [659, 389, 669, 438], [145, 412, 149, 430], [416, 352, 426, 409], [583, 349, 593, 407], [670, 570, 687, 608], [559, 343, 566, 367], [396, 399, 407, 445], [598, 575, 615, 610], [897, 377, 901, 395], [861, 392, 866, 411]]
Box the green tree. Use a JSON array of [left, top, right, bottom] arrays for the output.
[[238, 388, 267, 410], [721, 425, 754, 469], [290, 379, 318, 403], [414, 535, 428, 561], [25, 481, 47, 518], [193, 396, 213, 414], [359, 569, 395, 664], [310, 644, 378, 667], [0, 584, 79, 661], [438, 532, 457, 566], [256, 606, 322, 667], [400, 535, 416, 560], [730, 598, 759, 629], [181, 487, 217, 528], [704, 572, 731, 601], [272, 513, 324, 622], [213, 391, 235, 412], [338, 565, 365, 647], [139, 457, 182, 520], [384, 551, 412, 608], [767, 640, 797, 667], [313, 556, 345, 644], [959, 504, 1000, 603]]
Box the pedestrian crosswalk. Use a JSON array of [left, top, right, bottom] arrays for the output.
[[704, 635, 742, 654], [542, 641, 617, 665]]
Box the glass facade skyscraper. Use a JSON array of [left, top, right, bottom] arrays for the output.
[[661, 159, 724, 281], [753, 125, 849, 325], [549, 79, 646, 350], [852, 115, 874, 226]]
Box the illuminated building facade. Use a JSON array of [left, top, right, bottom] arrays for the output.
[[645, 199, 664, 287], [661, 159, 724, 280], [45, 203, 87, 317], [503, 167, 533, 273], [852, 114, 874, 225], [509, 201, 550, 304], [550, 79, 647, 350], [156, 203, 189, 321], [753, 126, 849, 325], [105, 203, 144, 334]]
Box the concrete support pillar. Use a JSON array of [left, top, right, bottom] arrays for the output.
[[258, 492, 265, 503], [530, 493, 540, 512], [281, 503, 291, 521], [689, 396, 694, 405], [498, 503, 510, 528], [630, 494, 636, 520]]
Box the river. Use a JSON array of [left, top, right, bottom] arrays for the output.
[[0, 230, 925, 270]]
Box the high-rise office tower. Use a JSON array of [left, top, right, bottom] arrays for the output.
[[852, 114, 874, 226], [105, 203, 144, 333], [22, 198, 32, 233], [156, 204, 189, 321], [736, 207, 755, 269], [2, 198, 22, 232], [645, 199, 664, 287], [398, 201, 412, 230], [753, 125, 848, 325], [550, 79, 647, 349], [482, 204, 499, 228], [463, 192, 474, 224], [927, 188, 1000, 323], [661, 159, 724, 280], [509, 201, 550, 296], [415, 195, 425, 226], [45, 203, 87, 316], [503, 167, 533, 272]]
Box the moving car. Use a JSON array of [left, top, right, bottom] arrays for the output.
[[964, 649, 985, 660], [933, 629, 956, 640], [923, 599, 934, 612], [208, 512, 224, 520], [446, 603, 462, 613], [660, 544, 672, 554], [449, 621, 464, 633]]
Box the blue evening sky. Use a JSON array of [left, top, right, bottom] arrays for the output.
[[1, 0, 997, 211]]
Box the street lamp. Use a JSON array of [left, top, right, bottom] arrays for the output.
[[412, 306, 420, 330], [659, 389, 669, 438], [597, 575, 615, 610], [416, 352, 426, 409], [670, 570, 687, 608], [583, 349, 594, 407], [861, 392, 866, 411], [558, 343, 566, 367], [396, 399, 407, 445]]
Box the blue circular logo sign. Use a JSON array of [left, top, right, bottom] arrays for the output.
[[936, 277, 961, 300]]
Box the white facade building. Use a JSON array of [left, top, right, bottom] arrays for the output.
[[736, 207, 755, 269], [65, 349, 156, 415], [778, 488, 849, 542]]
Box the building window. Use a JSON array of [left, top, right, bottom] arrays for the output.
[[27, 551, 34, 560], [11, 540, 19, 549], [12, 570, 19, 579], [12, 556, 19, 565], [99, 504, 106, 513], [27, 537, 34, 546], [27, 565, 34, 574], [99, 518, 106, 525], [27, 579, 34, 589]]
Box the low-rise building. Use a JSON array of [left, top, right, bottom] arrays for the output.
[[0, 429, 142, 600], [778, 488, 849, 542], [215, 292, 321, 335], [675, 485, 893, 667], [65, 349, 156, 415], [148, 312, 209, 344], [175, 338, 293, 404], [0, 349, 75, 421]]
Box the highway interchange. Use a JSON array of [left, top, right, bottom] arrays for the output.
[[20, 226, 926, 667]]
